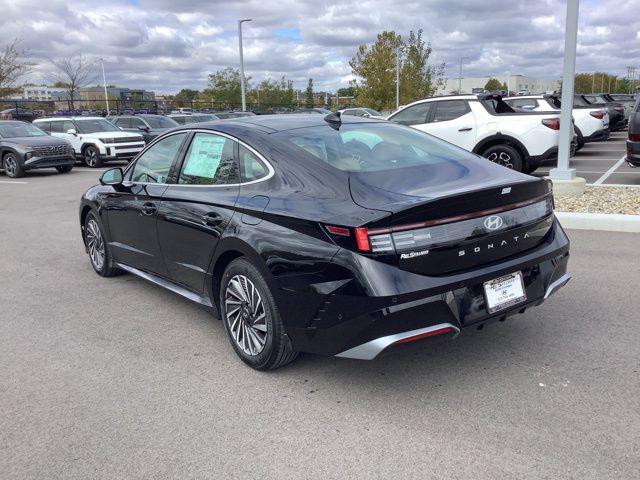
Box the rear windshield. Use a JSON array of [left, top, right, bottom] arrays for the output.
[[275, 122, 479, 172]]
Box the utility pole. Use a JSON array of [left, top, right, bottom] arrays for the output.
[[100, 58, 110, 115], [396, 46, 401, 110], [238, 19, 252, 111], [549, 0, 581, 188]]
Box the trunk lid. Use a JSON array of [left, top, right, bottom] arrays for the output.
[[349, 159, 554, 275]]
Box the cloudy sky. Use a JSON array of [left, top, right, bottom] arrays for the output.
[[2, 0, 638, 94]]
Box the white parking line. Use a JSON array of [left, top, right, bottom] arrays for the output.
[[593, 155, 629, 185], [0, 180, 28, 184]]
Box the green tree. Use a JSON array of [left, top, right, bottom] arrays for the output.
[[349, 31, 401, 111], [349, 30, 444, 111], [200, 67, 250, 107], [501, 81, 509, 92], [305, 78, 314, 107], [400, 29, 444, 103], [484, 78, 503, 91], [337, 85, 356, 98], [173, 88, 199, 107], [250, 76, 294, 106]]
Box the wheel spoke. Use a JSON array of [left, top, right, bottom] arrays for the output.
[[224, 274, 269, 356]]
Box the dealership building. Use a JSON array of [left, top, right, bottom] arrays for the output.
[[440, 75, 561, 95]]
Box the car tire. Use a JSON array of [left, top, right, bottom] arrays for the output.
[[2, 152, 25, 178], [482, 144, 523, 172], [220, 258, 298, 370], [83, 145, 103, 168], [522, 162, 537, 174], [56, 165, 73, 174], [83, 212, 123, 277]]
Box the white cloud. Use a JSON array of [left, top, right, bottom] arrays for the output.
[[2, 0, 639, 94]]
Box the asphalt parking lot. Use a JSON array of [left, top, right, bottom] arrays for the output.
[[535, 131, 636, 185], [1, 168, 639, 479]]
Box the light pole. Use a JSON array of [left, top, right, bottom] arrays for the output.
[[549, 0, 583, 193], [458, 57, 469, 93], [396, 46, 401, 110], [238, 18, 252, 112], [100, 58, 110, 115]]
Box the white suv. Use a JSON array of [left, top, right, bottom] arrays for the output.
[[33, 117, 145, 167], [387, 94, 570, 173], [504, 95, 609, 151]]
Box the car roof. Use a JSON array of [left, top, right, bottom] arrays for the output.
[[168, 114, 385, 134], [36, 116, 105, 121]]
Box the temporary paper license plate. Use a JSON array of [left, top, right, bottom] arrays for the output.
[[483, 271, 527, 314]]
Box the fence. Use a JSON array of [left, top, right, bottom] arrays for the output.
[[0, 98, 358, 120]]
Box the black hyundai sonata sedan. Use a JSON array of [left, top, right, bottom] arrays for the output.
[[79, 114, 571, 370]]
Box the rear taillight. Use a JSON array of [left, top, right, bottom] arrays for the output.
[[323, 225, 373, 252], [354, 227, 370, 252], [590, 110, 605, 120], [629, 133, 640, 142], [542, 118, 560, 130]]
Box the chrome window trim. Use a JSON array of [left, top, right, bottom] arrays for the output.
[[123, 128, 275, 188]]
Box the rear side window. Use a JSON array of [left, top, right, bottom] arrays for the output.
[[36, 121, 51, 133], [178, 133, 238, 185], [389, 103, 431, 125], [432, 100, 469, 122], [506, 98, 538, 109], [50, 121, 63, 133], [239, 145, 269, 182], [130, 118, 146, 128]]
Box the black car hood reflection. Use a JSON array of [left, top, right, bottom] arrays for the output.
[[2, 135, 69, 146]]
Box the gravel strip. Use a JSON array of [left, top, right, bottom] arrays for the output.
[[555, 186, 640, 215]]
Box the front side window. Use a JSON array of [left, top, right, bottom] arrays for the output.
[[178, 133, 238, 185], [62, 120, 75, 133], [145, 116, 179, 128], [388, 103, 431, 126], [277, 122, 478, 172], [50, 121, 64, 133], [130, 118, 146, 128], [432, 100, 469, 122], [113, 117, 130, 128], [130, 132, 188, 183]]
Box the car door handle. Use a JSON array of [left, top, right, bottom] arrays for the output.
[[202, 212, 223, 226], [141, 202, 157, 216], [458, 127, 473, 132]]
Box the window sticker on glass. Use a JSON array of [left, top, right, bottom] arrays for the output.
[[183, 135, 226, 178]]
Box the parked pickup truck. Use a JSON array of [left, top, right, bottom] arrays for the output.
[[504, 94, 609, 151], [387, 93, 571, 173]]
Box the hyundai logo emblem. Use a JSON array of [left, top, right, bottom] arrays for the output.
[[484, 215, 504, 230]]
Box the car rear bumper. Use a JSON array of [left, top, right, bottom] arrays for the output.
[[627, 140, 640, 167], [529, 143, 576, 167], [281, 218, 571, 358], [584, 128, 610, 143]]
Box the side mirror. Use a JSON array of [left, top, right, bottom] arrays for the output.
[[363, 113, 371, 118], [138, 126, 149, 132], [66, 128, 77, 135], [100, 167, 124, 186]]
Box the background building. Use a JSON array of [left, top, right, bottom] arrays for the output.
[[440, 75, 560, 95]]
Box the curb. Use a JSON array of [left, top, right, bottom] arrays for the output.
[[555, 212, 640, 233]]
